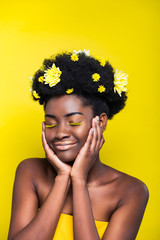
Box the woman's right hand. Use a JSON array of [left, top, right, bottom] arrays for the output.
[[42, 122, 72, 176]]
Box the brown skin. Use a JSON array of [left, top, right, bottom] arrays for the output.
[[8, 95, 149, 240]]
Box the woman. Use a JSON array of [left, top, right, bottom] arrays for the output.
[[8, 50, 149, 240]]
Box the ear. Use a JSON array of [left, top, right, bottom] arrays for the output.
[[99, 113, 108, 133]]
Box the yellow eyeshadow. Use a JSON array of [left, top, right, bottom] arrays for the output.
[[45, 124, 57, 128], [69, 122, 82, 126], [45, 122, 82, 128]]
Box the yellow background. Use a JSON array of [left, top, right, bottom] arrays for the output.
[[0, 0, 159, 239]]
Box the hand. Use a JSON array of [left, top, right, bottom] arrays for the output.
[[42, 122, 72, 176], [70, 116, 105, 182]]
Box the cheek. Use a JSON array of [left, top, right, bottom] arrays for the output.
[[73, 124, 91, 144], [45, 129, 55, 144]]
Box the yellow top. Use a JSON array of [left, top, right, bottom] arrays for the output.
[[53, 213, 109, 239]]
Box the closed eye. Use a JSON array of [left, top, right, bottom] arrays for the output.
[[45, 122, 82, 128], [45, 124, 57, 128], [69, 122, 82, 126]]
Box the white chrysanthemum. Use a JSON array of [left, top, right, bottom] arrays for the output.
[[82, 49, 90, 56], [114, 69, 128, 97], [73, 50, 81, 55], [44, 63, 62, 87], [72, 49, 90, 56]]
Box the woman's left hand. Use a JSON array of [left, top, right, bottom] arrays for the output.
[[70, 116, 105, 182]]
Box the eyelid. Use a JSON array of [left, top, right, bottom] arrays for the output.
[[69, 122, 82, 126], [45, 121, 82, 128], [45, 124, 57, 128]]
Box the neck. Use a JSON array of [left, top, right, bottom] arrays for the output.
[[86, 156, 106, 187]]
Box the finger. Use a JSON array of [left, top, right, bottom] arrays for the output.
[[42, 122, 48, 149], [99, 136, 105, 150], [41, 123, 71, 174], [90, 117, 98, 152], [41, 124, 56, 158], [42, 130, 63, 167], [94, 116, 100, 150], [96, 116, 103, 150], [42, 131, 53, 157], [42, 121, 45, 131], [42, 122, 47, 148], [42, 130, 48, 151], [83, 126, 94, 151]]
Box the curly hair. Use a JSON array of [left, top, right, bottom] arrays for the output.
[[31, 51, 128, 119]]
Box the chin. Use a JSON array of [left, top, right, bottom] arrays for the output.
[[55, 150, 78, 163]]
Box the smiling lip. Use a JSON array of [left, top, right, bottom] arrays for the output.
[[54, 142, 77, 151]]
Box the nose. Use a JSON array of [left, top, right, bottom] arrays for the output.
[[56, 122, 70, 140]]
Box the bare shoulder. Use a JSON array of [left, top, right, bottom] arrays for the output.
[[17, 157, 46, 170], [8, 158, 50, 239], [104, 165, 149, 204], [17, 158, 55, 178], [98, 166, 149, 239]]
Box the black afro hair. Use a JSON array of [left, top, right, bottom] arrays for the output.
[[31, 51, 128, 120]]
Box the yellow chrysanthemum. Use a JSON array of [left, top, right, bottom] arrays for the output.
[[44, 63, 62, 87], [99, 58, 106, 67], [95, 56, 106, 67], [92, 73, 100, 82], [66, 88, 74, 94], [32, 90, 40, 99], [98, 85, 106, 93], [38, 76, 44, 83], [71, 54, 79, 62], [114, 69, 128, 97]]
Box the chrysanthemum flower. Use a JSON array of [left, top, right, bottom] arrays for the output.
[[32, 90, 40, 99], [73, 49, 90, 56], [71, 54, 79, 62], [92, 73, 100, 82], [114, 69, 128, 97], [38, 76, 44, 83], [44, 63, 62, 87], [98, 85, 106, 93], [82, 49, 90, 56], [95, 56, 106, 67], [66, 88, 74, 94]]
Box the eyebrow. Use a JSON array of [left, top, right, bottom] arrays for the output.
[[45, 112, 84, 119]]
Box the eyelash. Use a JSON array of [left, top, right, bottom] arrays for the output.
[[45, 122, 82, 128]]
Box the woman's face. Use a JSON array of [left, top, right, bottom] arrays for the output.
[[44, 95, 94, 163]]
